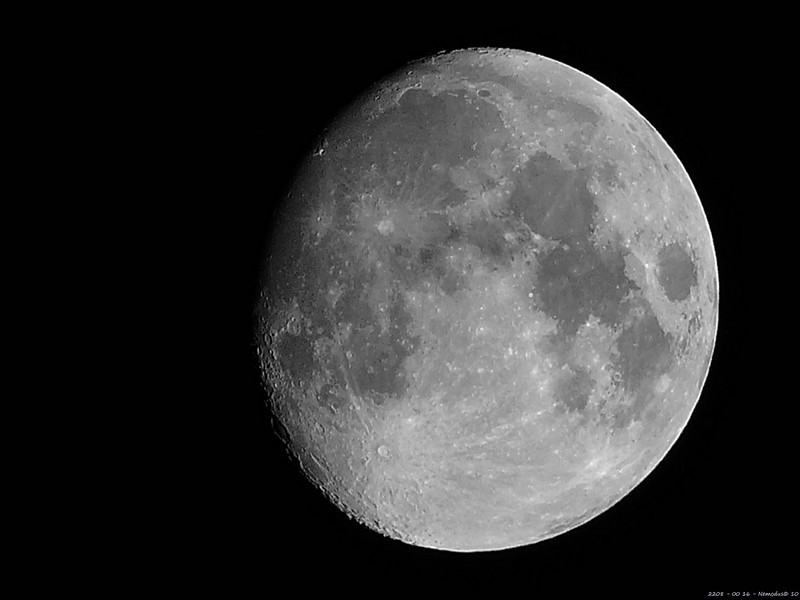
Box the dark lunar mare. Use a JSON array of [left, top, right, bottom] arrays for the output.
[[506, 150, 675, 426], [656, 242, 697, 302]]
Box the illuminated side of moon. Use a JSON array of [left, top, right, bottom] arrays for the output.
[[256, 48, 718, 551]]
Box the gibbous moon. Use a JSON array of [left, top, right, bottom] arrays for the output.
[[256, 48, 718, 551]]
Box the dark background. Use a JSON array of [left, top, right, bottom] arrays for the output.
[[210, 18, 793, 597]]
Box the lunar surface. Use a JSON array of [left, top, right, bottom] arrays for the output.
[[255, 48, 718, 551]]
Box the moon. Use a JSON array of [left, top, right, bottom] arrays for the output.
[[255, 48, 718, 551]]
